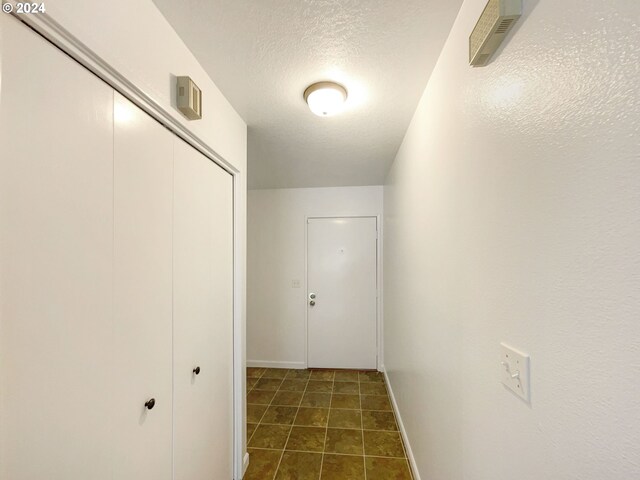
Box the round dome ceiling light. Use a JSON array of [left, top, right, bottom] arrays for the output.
[[304, 81, 348, 117]]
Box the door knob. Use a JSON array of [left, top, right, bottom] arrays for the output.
[[144, 398, 156, 410], [193, 366, 201, 375], [309, 293, 316, 299], [309, 300, 316, 306]]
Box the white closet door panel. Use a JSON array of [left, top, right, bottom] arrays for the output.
[[0, 15, 114, 480], [113, 94, 173, 480], [173, 139, 234, 480]]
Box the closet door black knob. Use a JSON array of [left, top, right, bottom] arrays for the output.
[[193, 366, 201, 375], [144, 398, 156, 410]]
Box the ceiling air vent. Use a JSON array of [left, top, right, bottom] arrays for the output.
[[469, 0, 522, 67]]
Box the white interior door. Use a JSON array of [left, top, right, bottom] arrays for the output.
[[307, 217, 378, 370], [112, 93, 174, 480], [173, 139, 234, 480], [0, 14, 115, 479]]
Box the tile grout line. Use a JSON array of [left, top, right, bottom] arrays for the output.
[[248, 371, 327, 447], [245, 372, 254, 443], [249, 370, 287, 449], [272, 370, 310, 480], [248, 370, 409, 479], [246, 369, 262, 394], [258, 421, 396, 431], [318, 371, 335, 480], [245, 369, 266, 445], [247, 368, 271, 446], [249, 446, 407, 459], [360, 373, 367, 480]]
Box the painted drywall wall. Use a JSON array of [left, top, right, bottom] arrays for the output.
[[3, 1, 248, 476], [383, 1, 640, 479], [248, 186, 383, 367], [40, 0, 246, 170]]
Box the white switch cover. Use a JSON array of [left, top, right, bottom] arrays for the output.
[[292, 280, 301, 288], [500, 343, 530, 403]]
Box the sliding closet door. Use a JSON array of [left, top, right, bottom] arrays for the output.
[[112, 93, 174, 480], [173, 140, 234, 479], [0, 15, 114, 480]]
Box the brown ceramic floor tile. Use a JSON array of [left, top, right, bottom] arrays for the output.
[[333, 381, 359, 394], [294, 407, 329, 427], [275, 451, 322, 480], [320, 454, 365, 480], [247, 389, 277, 405], [360, 395, 392, 411], [247, 404, 268, 423], [310, 370, 335, 381], [325, 428, 364, 455], [247, 367, 265, 378], [262, 368, 289, 379], [248, 424, 292, 449], [244, 368, 412, 480], [272, 390, 304, 406], [247, 423, 258, 440], [328, 409, 362, 429], [246, 366, 409, 479], [359, 371, 384, 383], [254, 378, 284, 391], [244, 448, 281, 480], [334, 370, 360, 382], [359, 382, 387, 395], [301, 392, 332, 408], [280, 379, 308, 391], [363, 430, 405, 458], [286, 369, 311, 380], [361, 410, 398, 431], [262, 405, 298, 425], [365, 457, 412, 480], [285, 426, 326, 452], [247, 377, 259, 389], [331, 394, 360, 409], [306, 380, 333, 393]]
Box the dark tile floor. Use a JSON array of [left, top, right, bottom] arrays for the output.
[[245, 367, 413, 479]]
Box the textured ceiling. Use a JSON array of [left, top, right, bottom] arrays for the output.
[[153, 0, 463, 189]]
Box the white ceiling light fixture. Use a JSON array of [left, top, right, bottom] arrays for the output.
[[304, 81, 348, 117]]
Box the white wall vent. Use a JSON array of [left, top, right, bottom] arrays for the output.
[[176, 76, 202, 120], [469, 0, 522, 67]]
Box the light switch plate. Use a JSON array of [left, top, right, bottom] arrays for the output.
[[500, 343, 530, 403]]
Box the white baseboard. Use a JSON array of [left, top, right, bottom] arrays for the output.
[[243, 452, 250, 476], [247, 360, 307, 369], [382, 366, 421, 480]]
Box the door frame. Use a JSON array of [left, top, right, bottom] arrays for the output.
[[304, 215, 383, 372], [8, 12, 247, 479]]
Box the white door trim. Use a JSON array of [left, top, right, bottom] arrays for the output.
[[304, 215, 383, 372], [7, 12, 246, 479]]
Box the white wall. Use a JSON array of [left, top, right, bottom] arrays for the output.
[[38, 0, 246, 169], [383, 1, 640, 479], [2, 1, 248, 476], [248, 186, 383, 368]]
